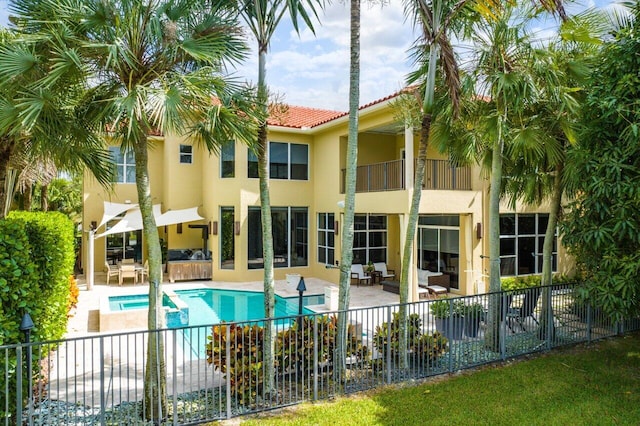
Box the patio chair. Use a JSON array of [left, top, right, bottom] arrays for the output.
[[350, 264, 372, 287], [105, 261, 119, 286], [506, 287, 541, 332], [119, 264, 138, 286], [373, 262, 395, 280], [139, 260, 149, 283]]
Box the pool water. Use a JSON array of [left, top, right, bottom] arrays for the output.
[[108, 288, 324, 326]]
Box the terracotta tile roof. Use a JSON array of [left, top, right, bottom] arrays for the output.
[[267, 87, 416, 129], [267, 105, 346, 129]]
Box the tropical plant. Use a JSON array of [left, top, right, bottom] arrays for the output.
[[7, 0, 262, 420], [561, 3, 640, 320], [238, 0, 324, 394]]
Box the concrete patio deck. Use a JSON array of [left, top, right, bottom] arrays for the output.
[[67, 272, 400, 337]]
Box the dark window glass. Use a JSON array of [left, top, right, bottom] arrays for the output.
[[221, 142, 235, 178], [248, 149, 258, 178], [518, 215, 536, 235], [270, 142, 288, 179], [500, 238, 516, 256], [500, 214, 516, 235], [179, 144, 193, 164], [290, 143, 308, 180], [221, 207, 235, 269]]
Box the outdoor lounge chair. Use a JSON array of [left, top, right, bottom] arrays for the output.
[[105, 261, 119, 286], [351, 264, 372, 286], [506, 287, 542, 332], [373, 262, 395, 280]]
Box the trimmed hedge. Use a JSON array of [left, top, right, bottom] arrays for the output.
[[5, 211, 75, 344], [0, 211, 75, 421]]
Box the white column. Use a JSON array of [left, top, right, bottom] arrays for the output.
[[87, 230, 94, 291], [404, 125, 414, 191]]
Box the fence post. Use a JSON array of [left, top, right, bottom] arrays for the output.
[[587, 303, 592, 343], [386, 306, 392, 384], [15, 346, 22, 426], [313, 315, 318, 401], [500, 295, 507, 360], [172, 329, 178, 426], [225, 326, 231, 420], [99, 337, 106, 426], [448, 299, 454, 373]]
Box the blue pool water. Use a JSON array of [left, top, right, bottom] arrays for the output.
[[108, 288, 324, 326]]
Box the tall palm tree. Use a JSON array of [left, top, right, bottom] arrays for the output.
[[0, 29, 113, 218], [237, 0, 323, 394], [7, 0, 261, 420]]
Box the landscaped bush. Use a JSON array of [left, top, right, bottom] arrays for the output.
[[205, 316, 369, 405], [0, 212, 74, 422], [372, 312, 447, 368], [276, 315, 368, 376]]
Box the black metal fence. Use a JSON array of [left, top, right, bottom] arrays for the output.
[[2, 283, 639, 425]]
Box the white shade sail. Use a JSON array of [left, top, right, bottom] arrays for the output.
[[95, 203, 203, 238], [97, 201, 138, 229]]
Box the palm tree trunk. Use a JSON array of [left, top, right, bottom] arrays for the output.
[[40, 184, 48, 212], [539, 163, 563, 340], [0, 138, 14, 218], [257, 46, 276, 395], [135, 136, 167, 421], [23, 184, 32, 211], [485, 136, 504, 352], [336, 0, 360, 384], [398, 113, 430, 368]]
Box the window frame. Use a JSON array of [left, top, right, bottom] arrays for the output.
[[499, 213, 558, 276], [317, 213, 335, 265], [109, 147, 136, 183], [179, 144, 193, 164]]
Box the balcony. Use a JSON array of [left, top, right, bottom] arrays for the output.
[[341, 159, 404, 193], [341, 159, 471, 193]]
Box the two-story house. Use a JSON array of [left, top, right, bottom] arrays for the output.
[[82, 90, 568, 296]]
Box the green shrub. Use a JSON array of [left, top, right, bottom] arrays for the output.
[[372, 312, 447, 367], [501, 275, 541, 291], [276, 315, 367, 376], [430, 297, 465, 319], [206, 316, 368, 406]]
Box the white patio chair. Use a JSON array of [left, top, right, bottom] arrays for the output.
[[105, 261, 119, 286], [373, 262, 395, 280], [119, 264, 138, 286], [350, 264, 372, 287]]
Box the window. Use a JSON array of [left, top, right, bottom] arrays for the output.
[[499, 213, 557, 276], [248, 149, 258, 178], [179, 144, 193, 164], [353, 215, 387, 265], [270, 142, 309, 180], [418, 215, 460, 289], [109, 147, 136, 183], [317, 213, 335, 265], [248, 207, 308, 269], [221, 142, 235, 178], [105, 214, 143, 263], [220, 207, 235, 269]]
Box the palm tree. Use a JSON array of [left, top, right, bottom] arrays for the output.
[[0, 29, 113, 218], [237, 0, 323, 395], [7, 0, 261, 420]]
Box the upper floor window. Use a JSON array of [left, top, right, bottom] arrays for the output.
[[221, 141, 235, 178], [180, 144, 193, 164], [109, 147, 135, 183], [499, 213, 557, 276], [248, 149, 259, 178], [271, 142, 308, 180]]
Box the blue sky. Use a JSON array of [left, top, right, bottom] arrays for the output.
[[0, 0, 620, 111]]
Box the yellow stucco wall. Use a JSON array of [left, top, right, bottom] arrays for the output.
[[82, 99, 571, 295]]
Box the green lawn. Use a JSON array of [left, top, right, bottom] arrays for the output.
[[230, 333, 640, 425]]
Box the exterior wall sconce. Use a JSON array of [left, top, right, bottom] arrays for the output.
[[211, 221, 218, 235], [334, 221, 339, 235], [177, 223, 182, 234], [234, 221, 240, 235], [476, 223, 482, 239], [90, 221, 97, 230]]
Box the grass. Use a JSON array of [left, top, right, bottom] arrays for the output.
[[221, 332, 640, 425]]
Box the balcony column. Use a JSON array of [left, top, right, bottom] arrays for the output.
[[399, 213, 418, 303], [404, 125, 414, 191]]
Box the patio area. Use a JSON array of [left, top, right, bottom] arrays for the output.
[[67, 272, 400, 338]]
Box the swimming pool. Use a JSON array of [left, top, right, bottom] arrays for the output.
[[107, 288, 325, 327]]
